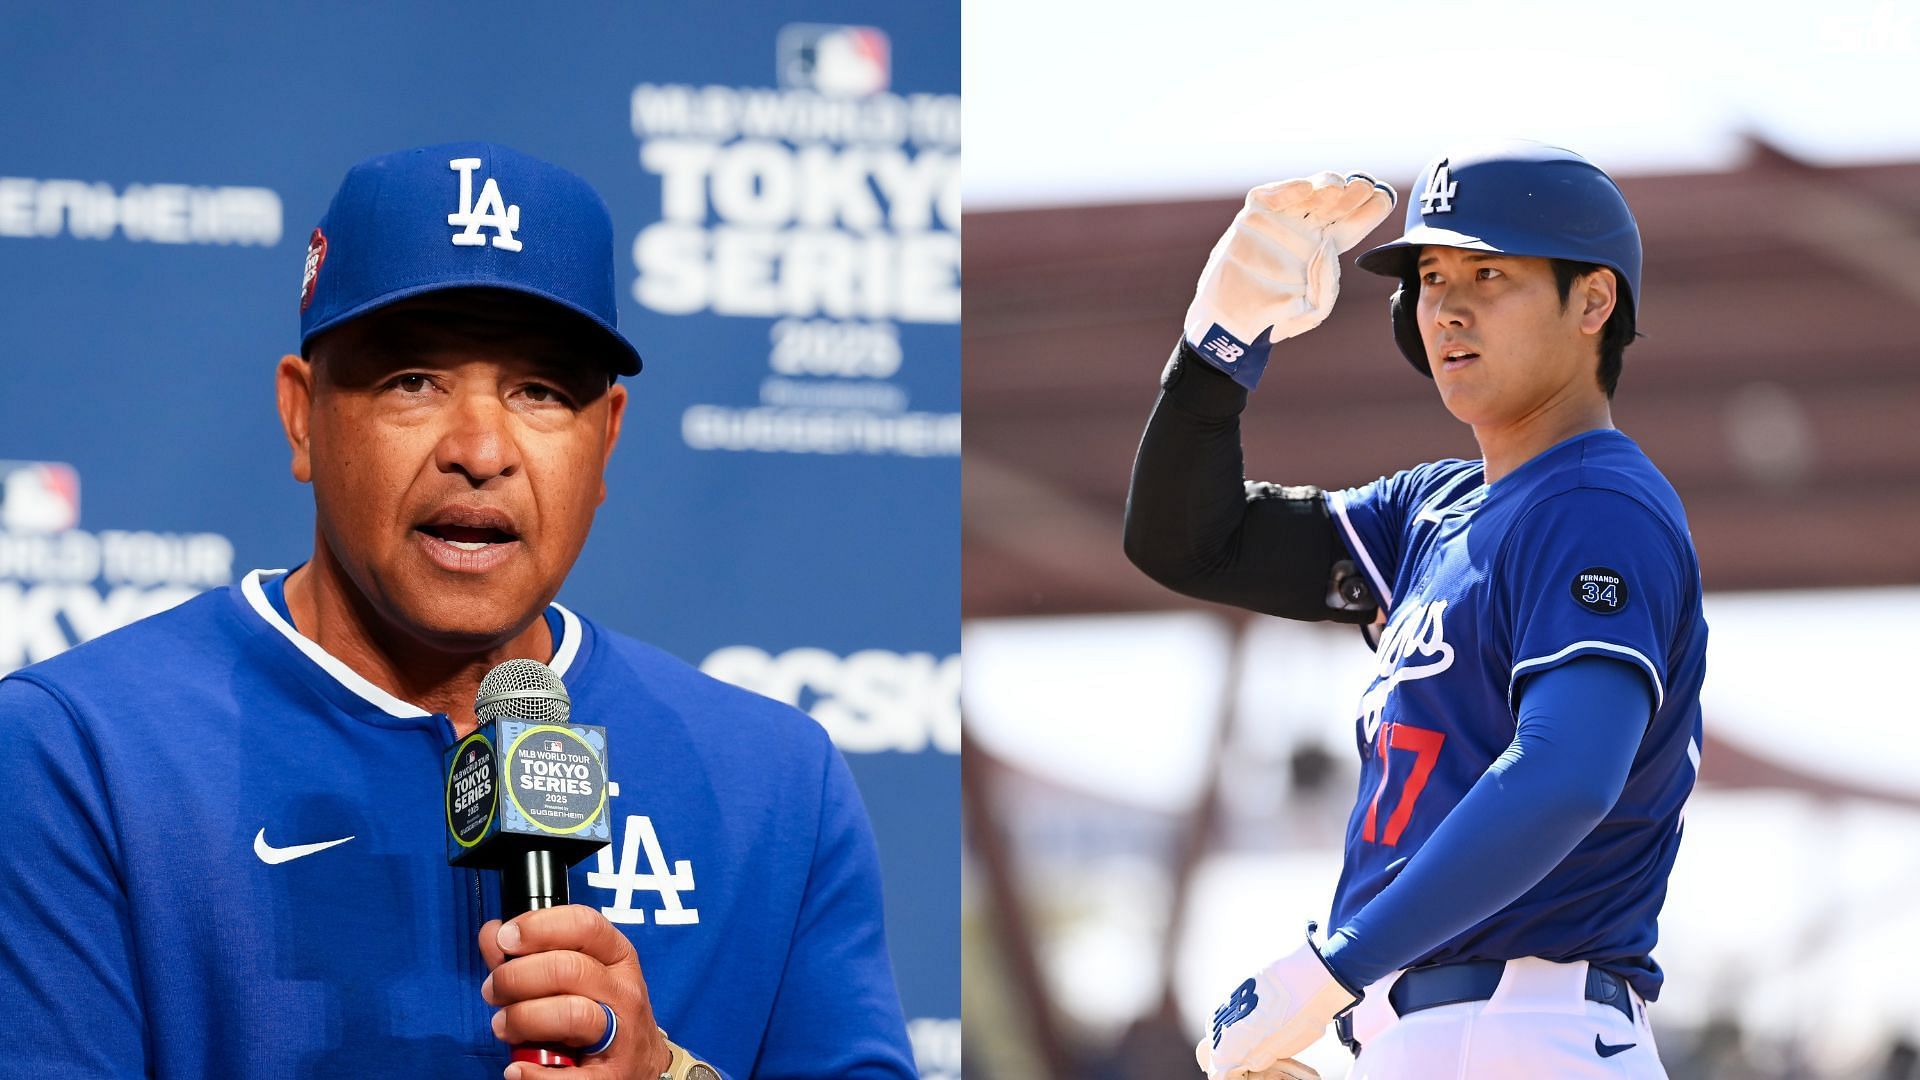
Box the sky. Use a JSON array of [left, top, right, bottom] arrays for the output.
[[963, 0, 1920, 208]]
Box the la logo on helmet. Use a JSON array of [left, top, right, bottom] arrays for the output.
[[1420, 161, 1457, 216], [447, 157, 523, 251]]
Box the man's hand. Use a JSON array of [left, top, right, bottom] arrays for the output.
[[479, 904, 672, 1079], [1195, 926, 1359, 1080], [1183, 172, 1397, 391]]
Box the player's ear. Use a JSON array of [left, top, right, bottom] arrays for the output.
[[1579, 268, 1618, 337], [276, 354, 314, 484], [596, 380, 627, 506]]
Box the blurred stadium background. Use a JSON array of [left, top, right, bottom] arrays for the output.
[[961, 2, 1920, 1077]]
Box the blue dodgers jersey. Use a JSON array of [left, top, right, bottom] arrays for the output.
[[1323, 430, 1707, 1001], [0, 571, 914, 1079]]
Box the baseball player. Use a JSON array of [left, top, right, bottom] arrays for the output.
[[1125, 141, 1707, 1078], [0, 143, 915, 1079]]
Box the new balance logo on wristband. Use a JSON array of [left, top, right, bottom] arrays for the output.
[[1202, 336, 1244, 365], [1193, 324, 1273, 391]]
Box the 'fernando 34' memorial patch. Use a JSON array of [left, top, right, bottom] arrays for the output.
[[1571, 567, 1628, 614]]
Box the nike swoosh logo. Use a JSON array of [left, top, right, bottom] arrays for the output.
[[253, 828, 356, 865], [1595, 1035, 1637, 1058]]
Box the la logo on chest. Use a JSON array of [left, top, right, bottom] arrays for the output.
[[447, 157, 522, 251], [586, 781, 701, 928]]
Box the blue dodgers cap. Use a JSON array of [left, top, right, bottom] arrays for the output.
[[299, 141, 642, 375]]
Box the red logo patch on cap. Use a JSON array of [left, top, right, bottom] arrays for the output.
[[300, 228, 328, 311]]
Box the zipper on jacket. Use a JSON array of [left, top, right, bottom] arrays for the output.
[[469, 865, 487, 1052]]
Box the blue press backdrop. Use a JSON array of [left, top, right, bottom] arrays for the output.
[[0, 4, 958, 1074]]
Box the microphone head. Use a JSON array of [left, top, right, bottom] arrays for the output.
[[476, 658, 572, 725]]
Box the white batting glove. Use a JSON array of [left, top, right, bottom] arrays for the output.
[[1183, 172, 1397, 391], [1195, 924, 1360, 1080]]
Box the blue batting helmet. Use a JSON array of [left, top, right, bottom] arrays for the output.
[[1356, 140, 1642, 376]]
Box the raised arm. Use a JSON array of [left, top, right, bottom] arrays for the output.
[[1124, 172, 1398, 623], [1125, 342, 1373, 621]]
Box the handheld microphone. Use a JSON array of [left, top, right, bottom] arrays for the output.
[[445, 658, 613, 1069]]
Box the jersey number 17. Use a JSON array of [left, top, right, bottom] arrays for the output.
[[1361, 722, 1446, 847]]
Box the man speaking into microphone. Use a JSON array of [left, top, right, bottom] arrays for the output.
[[0, 143, 916, 1079]]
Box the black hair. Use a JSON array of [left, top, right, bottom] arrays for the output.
[[1548, 260, 1639, 399]]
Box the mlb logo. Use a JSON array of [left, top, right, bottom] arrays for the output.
[[777, 24, 890, 96], [547, 739, 563, 753], [0, 461, 80, 533]]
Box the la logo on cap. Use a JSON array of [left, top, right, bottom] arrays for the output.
[[447, 157, 522, 252]]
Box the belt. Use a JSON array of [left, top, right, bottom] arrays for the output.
[[1334, 960, 1634, 1055]]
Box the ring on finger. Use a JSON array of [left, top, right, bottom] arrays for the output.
[[583, 1001, 618, 1056]]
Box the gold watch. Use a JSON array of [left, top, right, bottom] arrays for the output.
[[658, 1033, 720, 1080]]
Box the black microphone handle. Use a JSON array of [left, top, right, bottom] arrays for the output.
[[497, 851, 581, 1067], [501, 849, 569, 921]]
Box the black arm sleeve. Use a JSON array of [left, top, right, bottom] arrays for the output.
[[1123, 338, 1379, 623]]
